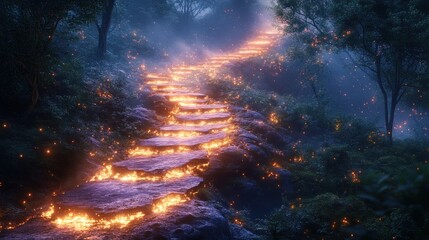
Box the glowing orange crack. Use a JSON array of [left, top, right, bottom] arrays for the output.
[[89, 163, 209, 182], [152, 194, 188, 214]]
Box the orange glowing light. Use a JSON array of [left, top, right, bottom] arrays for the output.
[[293, 156, 304, 163], [152, 194, 188, 214], [233, 218, 244, 226], [164, 163, 209, 180], [341, 217, 349, 226], [200, 138, 231, 150], [169, 96, 203, 102], [41, 205, 55, 219], [89, 165, 161, 182], [269, 112, 279, 124], [53, 211, 144, 231], [128, 147, 192, 157], [158, 131, 202, 137], [350, 171, 360, 183], [37, 26, 284, 234], [272, 162, 281, 168]]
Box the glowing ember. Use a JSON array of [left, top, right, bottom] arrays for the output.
[[89, 165, 113, 182], [53, 213, 95, 231], [152, 194, 188, 214], [269, 112, 279, 124], [89, 165, 161, 182], [176, 108, 228, 114], [41, 204, 55, 219], [200, 138, 231, 150], [128, 147, 192, 157], [168, 119, 231, 126], [169, 96, 204, 102], [350, 171, 360, 183], [158, 131, 202, 137], [53, 211, 144, 230], [90, 163, 208, 182], [164, 163, 209, 179]]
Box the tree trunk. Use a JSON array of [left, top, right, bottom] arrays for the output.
[[96, 0, 115, 58], [24, 62, 40, 112], [97, 29, 108, 57], [375, 56, 393, 144], [386, 115, 394, 145], [28, 75, 39, 112]]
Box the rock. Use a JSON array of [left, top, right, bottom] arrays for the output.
[[237, 130, 260, 143], [274, 168, 293, 195], [227, 108, 289, 149], [85, 136, 101, 148], [235, 118, 286, 149], [175, 113, 231, 123], [58, 176, 203, 214], [147, 83, 185, 88], [113, 151, 208, 173], [235, 129, 271, 160], [204, 146, 251, 180], [0, 220, 74, 240], [129, 200, 232, 240], [236, 110, 266, 121], [153, 88, 190, 94], [159, 93, 206, 98], [143, 94, 174, 116], [160, 123, 229, 133], [229, 223, 261, 240], [138, 132, 228, 149], [179, 104, 228, 112], [170, 99, 208, 104], [124, 107, 158, 127]]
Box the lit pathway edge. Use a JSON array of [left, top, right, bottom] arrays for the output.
[[3, 27, 283, 233]]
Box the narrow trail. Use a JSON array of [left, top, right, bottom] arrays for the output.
[[2, 27, 283, 239]]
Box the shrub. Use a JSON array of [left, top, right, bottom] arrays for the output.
[[263, 193, 370, 239], [332, 117, 382, 148]]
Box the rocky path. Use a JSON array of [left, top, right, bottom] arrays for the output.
[[1, 29, 284, 239]]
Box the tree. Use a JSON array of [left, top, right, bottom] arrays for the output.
[[275, 0, 429, 144], [291, 48, 327, 110], [124, 0, 174, 28], [96, 0, 116, 58], [0, 0, 102, 111], [168, 0, 216, 23]]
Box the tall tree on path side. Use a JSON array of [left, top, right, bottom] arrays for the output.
[[0, 0, 102, 111], [96, 0, 116, 58]]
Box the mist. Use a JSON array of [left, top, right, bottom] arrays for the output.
[[1, 1, 428, 239]]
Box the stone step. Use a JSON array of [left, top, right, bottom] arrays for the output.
[[160, 123, 229, 133], [146, 74, 171, 79], [159, 93, 206, 98], [113, 150, 208, 172], [170, 99, 208, 104], [174, 113, 231, 122], [152, 88, 190, 94], [146, 83, 186, 88], [58, 176, 202, 214], [138, 132, 227, 148], [178, 104, 228, 112]]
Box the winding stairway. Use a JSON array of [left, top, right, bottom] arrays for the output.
[[1, 27, 282, 238]]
